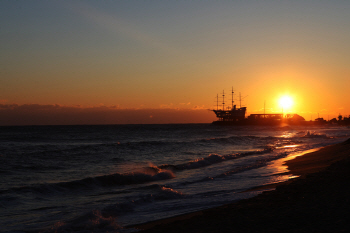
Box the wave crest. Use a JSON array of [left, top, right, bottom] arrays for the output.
[[158, 147, 275, 171], [1, 168, 175, 196]]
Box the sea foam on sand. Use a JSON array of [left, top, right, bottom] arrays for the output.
[[134, 138, 350, 233]]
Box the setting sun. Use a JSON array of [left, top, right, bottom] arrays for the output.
[[279, 96, 294, 110]]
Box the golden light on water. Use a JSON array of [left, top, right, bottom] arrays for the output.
[[283, 145, 298, 148]]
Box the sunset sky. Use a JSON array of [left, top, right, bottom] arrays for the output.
[[1, 1, 350, 125]]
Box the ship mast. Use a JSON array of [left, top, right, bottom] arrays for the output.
[[231, 87, 234, 109], [222, 90, 225, 111], [239, 92, 242, 108], [216, 94, 219, 111]]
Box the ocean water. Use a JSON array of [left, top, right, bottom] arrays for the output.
[[1, 124, 349, 233]]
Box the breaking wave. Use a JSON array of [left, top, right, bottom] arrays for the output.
[[157, 147, 275, 171], [101, 185, 184, 217], [0, 169, 175, 196], [38, 185, 184, 233], [182, 151, 290, 185]]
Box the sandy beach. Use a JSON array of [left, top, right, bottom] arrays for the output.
[[133, 138, 350, 232]]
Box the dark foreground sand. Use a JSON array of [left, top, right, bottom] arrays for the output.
[[132, 139, 350, 233]]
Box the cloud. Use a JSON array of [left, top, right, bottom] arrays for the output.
[[192, 105, 207, 110], [0, 104, 216, 126], [159, 103, 174, 109]]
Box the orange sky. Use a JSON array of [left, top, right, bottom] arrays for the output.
[[1, 1, 350, 125]]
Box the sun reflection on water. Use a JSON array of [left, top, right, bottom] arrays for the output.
[[283, 145, 298, 148], [265, 148, 321, 176]]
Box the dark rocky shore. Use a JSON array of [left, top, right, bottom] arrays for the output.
[[135, 139, 350, 233]]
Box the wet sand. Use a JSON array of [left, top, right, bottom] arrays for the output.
[[132, 139, 350, 232]]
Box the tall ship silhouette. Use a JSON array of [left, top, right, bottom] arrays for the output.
[[212, 88, 247, 124]]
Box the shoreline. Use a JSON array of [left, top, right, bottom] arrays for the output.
[[130, 138, 350, 232]]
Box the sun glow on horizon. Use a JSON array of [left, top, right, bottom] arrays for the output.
[[279, 96, 294, 111]]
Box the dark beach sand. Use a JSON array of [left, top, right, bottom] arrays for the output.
[[132, 139, 350, 233]]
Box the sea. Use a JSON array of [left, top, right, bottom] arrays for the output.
[[1, 124, 350, 233]]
